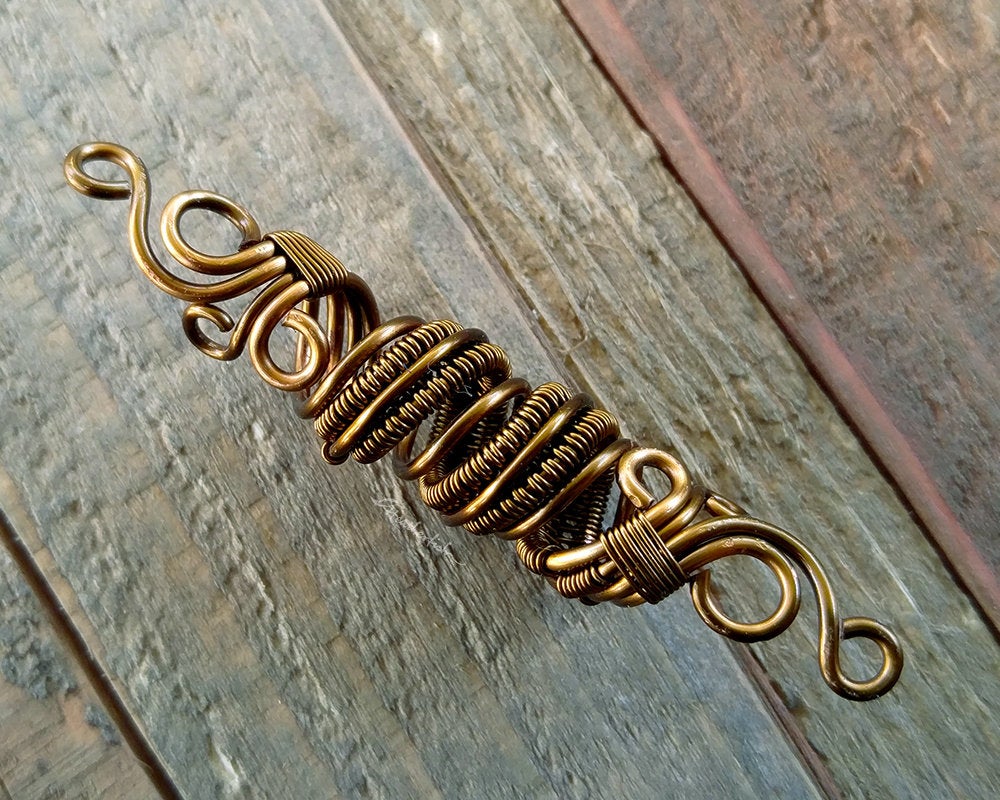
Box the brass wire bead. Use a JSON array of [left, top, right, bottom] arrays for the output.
[[63, 141, 904, 702]]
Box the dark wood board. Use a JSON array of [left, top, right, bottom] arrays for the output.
[[560, 0, 1000, 626]]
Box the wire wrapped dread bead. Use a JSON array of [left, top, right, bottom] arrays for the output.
[[64, 142, 904, 701]]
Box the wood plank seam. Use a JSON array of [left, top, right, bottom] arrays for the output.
[[4, 0, 993, 794], [0, 509, 181, 800], [557, 0, 1000, 634], [315, 2, 853, 790], [731, 646, 843, 800]]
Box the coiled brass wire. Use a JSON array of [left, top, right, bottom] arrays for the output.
[[63, 142, 904, 701]]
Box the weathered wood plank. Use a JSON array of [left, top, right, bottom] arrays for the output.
[[561, 0, 1000, 623], [319, 0, 1000, 797], [0, 0, 824, 798], [0, 494, 159, 800]]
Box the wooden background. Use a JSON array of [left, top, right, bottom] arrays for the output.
[[0, 1, 997, 798], [563, 0, 1000, 630]]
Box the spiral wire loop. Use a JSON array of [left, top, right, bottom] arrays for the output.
[[64, 142, 904, 701]]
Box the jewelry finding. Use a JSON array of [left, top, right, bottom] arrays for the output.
[[64, 142, 904, 701]]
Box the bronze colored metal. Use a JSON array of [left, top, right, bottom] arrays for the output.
[[63, 142, 904, 701]]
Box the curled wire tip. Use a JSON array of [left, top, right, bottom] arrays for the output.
[[65, 141, 904, 702], [681, 515, 904, 701], [65, 142, 137, 200]]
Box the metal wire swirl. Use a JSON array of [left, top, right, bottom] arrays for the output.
[[63, 141, 378, 393], [64, 142, 904, 701]]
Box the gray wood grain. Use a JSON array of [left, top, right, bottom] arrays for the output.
[[323, 1, 1000, 798], [0, 0, 819, 798], [0, 483, 157, 800], [0, 0, 995, 799]]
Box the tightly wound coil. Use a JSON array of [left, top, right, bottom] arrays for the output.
[[311, 317, 624, 544], [63, 141, 904, 701]]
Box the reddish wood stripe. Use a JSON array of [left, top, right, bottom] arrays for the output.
[[560, 0, 1000, 628]]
